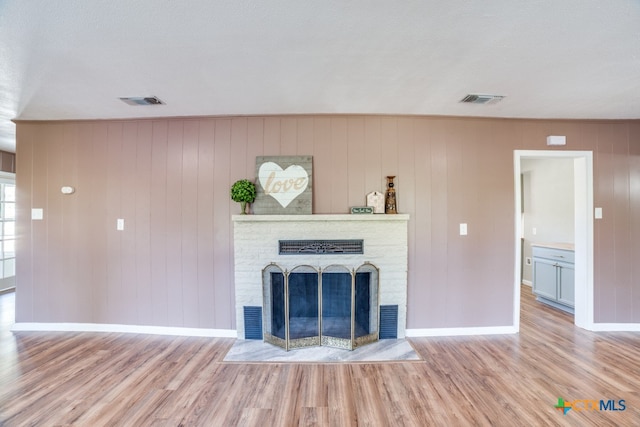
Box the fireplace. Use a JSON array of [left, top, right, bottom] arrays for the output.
[[263, 263, 379, 351], [232, 214, 410, 348]]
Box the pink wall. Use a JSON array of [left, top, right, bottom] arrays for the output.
[[0, 150, 15, 173], [14, 116, 640, 329]]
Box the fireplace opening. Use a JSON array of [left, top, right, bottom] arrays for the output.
[[262, 263, 379, 351]]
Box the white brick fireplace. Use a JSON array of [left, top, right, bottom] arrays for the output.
[[232, 214, 410, 340]]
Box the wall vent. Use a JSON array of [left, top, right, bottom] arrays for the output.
[[459, 94, 505, 105], [119, 96, 165, 106], [379, 305, 398, 339], [279, 239, 364, 255], [243, 306, 263, 340]]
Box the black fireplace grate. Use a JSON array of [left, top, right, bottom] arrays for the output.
[[279, 239, 363, 255]]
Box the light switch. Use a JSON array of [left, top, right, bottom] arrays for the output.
[[31, 208, 43, 220], [532, 227, 537, 235], [595, 207, 603, 219], [460, 223, 467, 236], [116, 218, 125, 231]]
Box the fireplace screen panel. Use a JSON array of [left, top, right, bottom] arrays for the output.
[[288, 266, 320, 348], [354, 264, 379, 347], [321, 265, 353, 349], [263, 264, 286, 348], [262, 262, 379, 351]]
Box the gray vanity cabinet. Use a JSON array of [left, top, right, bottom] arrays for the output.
[[532, 245, 574, 312]]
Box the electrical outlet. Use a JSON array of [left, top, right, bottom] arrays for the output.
[[31, 208, 43, 220], [526, 257, 532, 266], [460, 223, 467, 236]]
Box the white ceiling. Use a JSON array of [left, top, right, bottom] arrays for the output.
[[1, 0, 640, 153]]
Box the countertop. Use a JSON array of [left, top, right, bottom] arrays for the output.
[[531, 242, 575, 251]]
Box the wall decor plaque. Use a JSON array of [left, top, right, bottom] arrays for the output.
[[366, 191, 385, 214], [350, 206, 374, 214], [253, 156, 312, 214]]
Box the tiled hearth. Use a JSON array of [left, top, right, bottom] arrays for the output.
[[223, 338, 421, 362], [232, 214, 410, 342]]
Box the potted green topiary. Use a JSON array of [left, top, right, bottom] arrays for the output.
[[230, 179, 257, 214]]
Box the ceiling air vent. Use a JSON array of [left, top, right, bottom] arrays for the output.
[[459, 94, 505, 105], [119, 96, 165, 106]]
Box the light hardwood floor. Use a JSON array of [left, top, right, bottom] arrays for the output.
[[1, 287, 639, 426]]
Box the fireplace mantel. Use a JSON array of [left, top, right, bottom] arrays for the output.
[[232, 214, 410, 222], [232, 214, 410, 341]]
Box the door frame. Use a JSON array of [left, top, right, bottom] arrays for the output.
[[513, 150, 594, 330]]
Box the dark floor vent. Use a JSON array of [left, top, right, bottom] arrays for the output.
[[379, 305, 398, 339], [243, 306, 263, 340]]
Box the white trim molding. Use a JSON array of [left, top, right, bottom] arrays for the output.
[[10, 322, 238, 338], [406, 326, 518, 337], [588, 323, 640, 332]]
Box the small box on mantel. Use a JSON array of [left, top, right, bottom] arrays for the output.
[[350, 206, 374, 214], [366, 191, 385, 213]]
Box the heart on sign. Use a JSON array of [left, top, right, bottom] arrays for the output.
[[258, 162, 309, 208]]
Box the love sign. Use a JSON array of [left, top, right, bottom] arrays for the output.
[[253, 156, 313, 214], [258, 162, 309, 208]]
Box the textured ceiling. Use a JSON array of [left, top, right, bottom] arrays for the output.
[[1, 0, 639, 152]]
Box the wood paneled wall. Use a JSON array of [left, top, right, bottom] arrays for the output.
[[0, 150, 16, 173], [14, 116, 640, 329]]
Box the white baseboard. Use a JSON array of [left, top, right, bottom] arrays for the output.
[[406, 325, 517, 337], [11, 322, 238, 338], [521, 280, 532, 287], [587, 323, 640, 332], [19, 321, 637, 338]]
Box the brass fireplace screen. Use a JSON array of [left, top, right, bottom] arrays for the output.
[[262, 263, 379, 351]]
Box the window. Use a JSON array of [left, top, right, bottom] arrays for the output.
[[0, 176, 15, 291]]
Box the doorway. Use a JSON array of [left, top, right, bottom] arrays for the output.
[[513, 151, 594, 330]]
